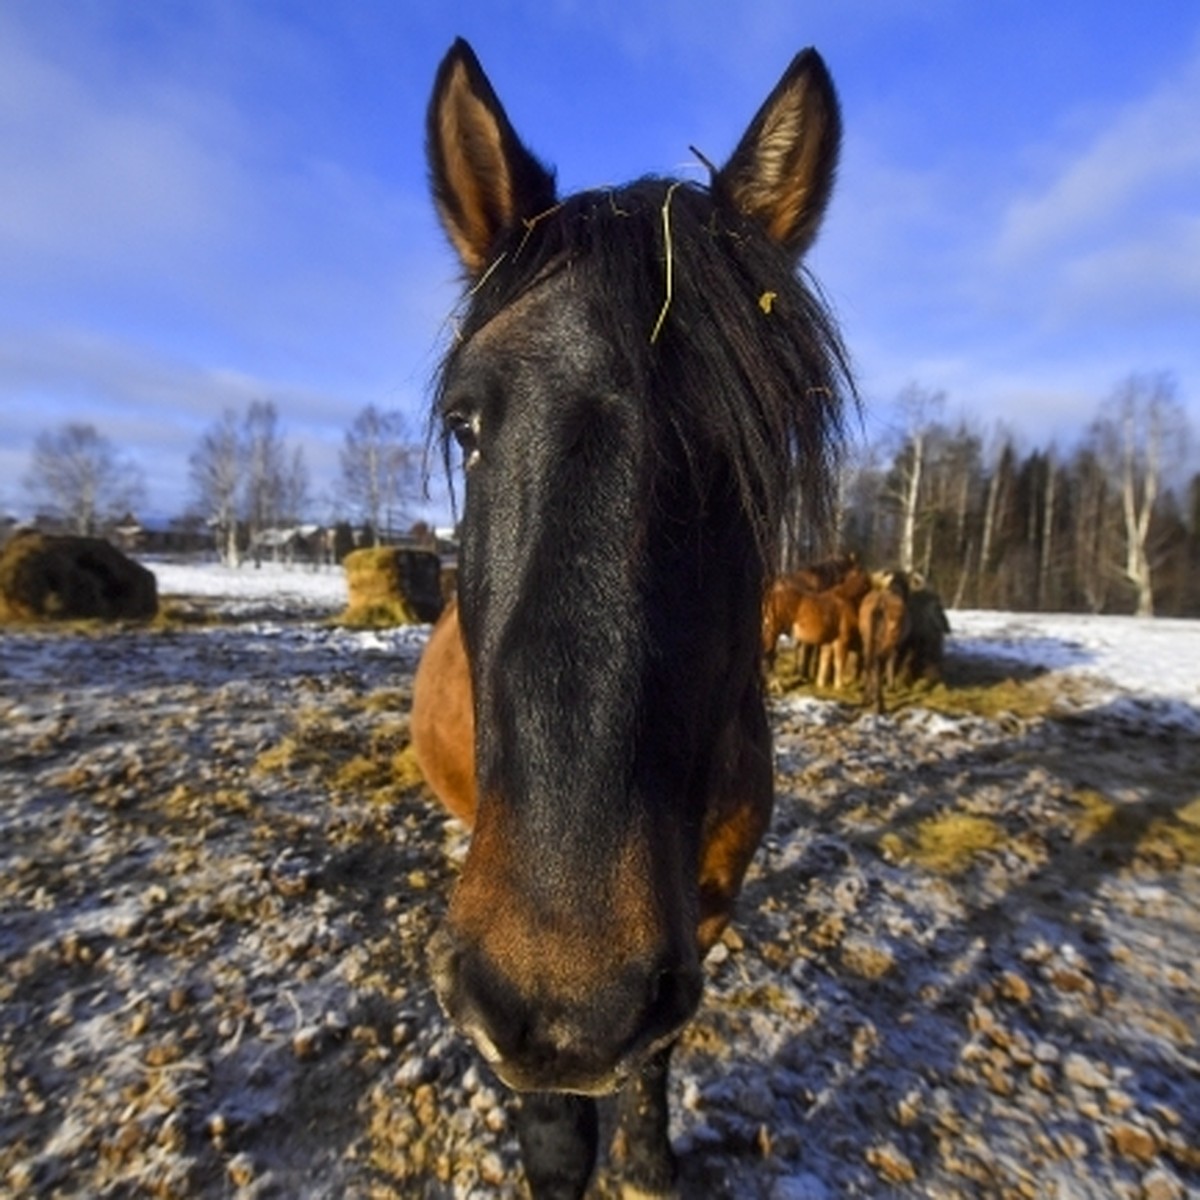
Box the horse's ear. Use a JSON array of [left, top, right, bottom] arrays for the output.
[[427, 38, 558, 276], [715, 48, 841, 260]]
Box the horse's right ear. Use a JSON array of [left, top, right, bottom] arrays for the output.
[[715, 48, 841, 261], [427, 38, 558, 277]]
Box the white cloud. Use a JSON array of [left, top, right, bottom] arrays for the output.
[[0, 8, 457, 521], [1054, 213, 1200, 319], [0, 14, 246, 280], [0, 327, 435, 520], [0, 8, 453, 369], [996, 45, 1200, 265]]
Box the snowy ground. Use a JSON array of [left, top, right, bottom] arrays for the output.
[[150, 559, 350, 618], [1, 560, 1197, 1198], [150, 559, 1200, 705]]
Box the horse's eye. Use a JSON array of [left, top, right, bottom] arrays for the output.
[[446, 411, 480, 467]]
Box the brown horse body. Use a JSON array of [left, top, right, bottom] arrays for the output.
[[761, 578, 807, 668], [785, 551, 858, 595], [790, 588, 856, 687], [859, 572, 911, 714], [763, 561, 869, 687]]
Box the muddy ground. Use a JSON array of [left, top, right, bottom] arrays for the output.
[[1, 613, 1197, 1198]]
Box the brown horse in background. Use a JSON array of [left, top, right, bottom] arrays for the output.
[[763, 561, 869, 687], [859, 570, 911, 714], [785, 550, 859, 595], [761, 577, 807, 669], [410, 38, 851, 1199], [791, 565, 871, 688]]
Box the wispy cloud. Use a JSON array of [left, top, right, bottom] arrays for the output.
[[0, 322, 456, 522], [995, 41, 1200, 289], [0, 7, 457, 517], [0, 13, 247, 287], [0, 7, 452, 366]]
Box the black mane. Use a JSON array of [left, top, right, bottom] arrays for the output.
[[435, 177, 854, 570]]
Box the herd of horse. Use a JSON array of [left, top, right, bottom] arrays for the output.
[[404, 35, 920, 1199], [761, 553, 951, 713]]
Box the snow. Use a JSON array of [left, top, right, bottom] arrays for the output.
[[148, 559, 1200, 710], [148, 558, 349, 614], [948, 608, 1200, 703], [948, 608, 1200, 733]]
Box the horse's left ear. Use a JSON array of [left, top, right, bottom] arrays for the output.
[[426, 38, 559, 276], [715, 48, 841, 260]]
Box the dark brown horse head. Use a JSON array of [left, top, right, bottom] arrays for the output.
[[422, 37, 850, 1095]]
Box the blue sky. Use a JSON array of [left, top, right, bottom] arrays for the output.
[[2, 1, 1198, 523]]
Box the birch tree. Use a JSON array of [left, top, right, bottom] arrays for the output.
[[338, 405, 420, 541], [1095, 374, 1187, 617], [889, 385, 944, 573], [1038, 447, 1058, 610], [189, 409, 243, 565], [279, 445, 311, 528], [23, 422, 145, 536], [242, 400, 286, 561], [977, 437, 1015, 607]]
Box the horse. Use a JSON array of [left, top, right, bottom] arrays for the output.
[[898, 580, 951, 684], [761, 577, 808, 670], [859, 571, 911, 715], [410, 37, 851, 1198], [785, 550, 859, 594], [768, 556, 864, 681], [788, 566, 871, 688]]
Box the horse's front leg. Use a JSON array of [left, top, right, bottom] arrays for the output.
[[612, 1042, 678, 1199], [515, 1092, 599, 1199]]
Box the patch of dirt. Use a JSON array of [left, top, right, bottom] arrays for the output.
[[1, 622, 1197, 1198]]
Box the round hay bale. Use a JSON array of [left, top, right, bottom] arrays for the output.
[[341, 547, 444, 626], [0, 532, 158, 622]]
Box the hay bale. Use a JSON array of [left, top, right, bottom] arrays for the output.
[[0, 532, 158, 622], [341, 547, 444, 626]]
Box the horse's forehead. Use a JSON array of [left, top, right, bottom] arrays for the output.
[[456, 264, 603, 374]]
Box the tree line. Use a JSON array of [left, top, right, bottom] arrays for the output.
[[17, 401, 425, 566], [14, 373, 1198, 615], [830, 373, 1198, 618]]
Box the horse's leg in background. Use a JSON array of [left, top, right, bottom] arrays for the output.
[[814, 641, 828, 687], [832, 637, 848, 689], [886, 647, 900, 689], [515, 1093, 599, 1200], [794, 636, 809, 679], [613, 1042, 677, 1198]]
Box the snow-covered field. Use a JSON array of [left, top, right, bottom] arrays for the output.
[[151, 559, 351, 616], [152, 557, 1200, 711], [1, 560, 1197, 1198]]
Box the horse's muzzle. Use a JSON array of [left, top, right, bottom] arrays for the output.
[[427, 923, 702, 1094]]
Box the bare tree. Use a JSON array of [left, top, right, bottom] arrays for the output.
[[242, 401, 286, 562], [338, 405, 420, 542], [886, 385, 945, 573], [189, 409, 243, 565], [1093, 373, 1189, 616], [975, 435, 1014, 606], [23, 422, 145, 536], [279, 445, 311, 528]]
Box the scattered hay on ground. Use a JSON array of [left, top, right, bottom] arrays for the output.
[[253, 696, 426, 802], [879, 812, 1006, 875]]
